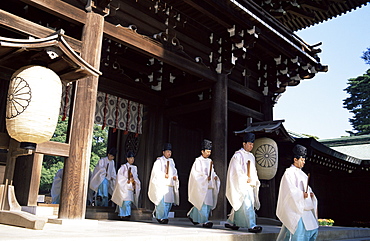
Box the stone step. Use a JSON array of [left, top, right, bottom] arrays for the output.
[[85, 206, 152, 221], [18, 205, 370, 240], [1, 216, 370, 241], [334, 238, 370, 241], [317, 226, 370, 241]]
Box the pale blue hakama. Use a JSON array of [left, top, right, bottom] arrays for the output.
[[279, 218, 318, 241], [154, 198, 173, 219], [96, 178, 109, 206], [189, 204, 212, 224], [119, 201, 132, 217], [227, 192, 256, 228]]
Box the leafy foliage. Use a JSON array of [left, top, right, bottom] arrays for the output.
[[343, 69, 370, 136], [90, 124, 109, 170], [40, 116, 108, 193], [362, 47, 370, 65], [39, 161, 64, 193]]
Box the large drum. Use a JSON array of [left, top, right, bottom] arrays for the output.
[[252, 137, 278, 180]]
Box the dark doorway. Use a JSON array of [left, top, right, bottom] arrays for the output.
[[168, 121, 203, 217]]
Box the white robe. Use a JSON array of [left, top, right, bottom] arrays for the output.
[[226, 148, 260, 212], [89, 156, 117, 195], [111, 163, 141, 207], [148, 156, 180, 206], [188, 156, 220, 211], [276, 165, 318, 235], [51, 169, 63, 204]]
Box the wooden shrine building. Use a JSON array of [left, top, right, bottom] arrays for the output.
[[0, 0, 369, 224]]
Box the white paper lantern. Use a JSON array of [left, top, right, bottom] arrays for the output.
[[252, 137, 278, 180], [6, 65, 62, 147]]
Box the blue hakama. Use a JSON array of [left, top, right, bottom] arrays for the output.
[[96, 178, 109, 206], [154, 198, 173, 220], [189, 204, 212, 224], [119, 201, 132, 217]]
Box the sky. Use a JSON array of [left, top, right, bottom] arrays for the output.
[[273, 4, 370, 140]]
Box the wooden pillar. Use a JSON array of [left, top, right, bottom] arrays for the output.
[[211, 74, 228, 219], [58, 11, 104, 219], [262, 95, 273, 121], [142, 106, 165, 210], [13, 153, 43, 206], [28, 154, 43, 206], [3, 139, 18, 184]]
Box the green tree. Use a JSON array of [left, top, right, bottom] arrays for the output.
[[343, 69, 370, 136], [42, 116, 68, 170], [39, 116, 67, 193], [39, 116, 108, 193], [362, 47, 370, 65], [90, 125, 108, 170]]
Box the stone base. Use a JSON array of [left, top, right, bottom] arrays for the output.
[[48, 218, 98, 227], [22, 204, 59, 218], [0, 210, 47, 230]]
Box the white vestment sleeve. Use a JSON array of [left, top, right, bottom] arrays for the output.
[[226, 152, 249, 212], [276, 166, 318, 234], [148, 157, 179, 206]]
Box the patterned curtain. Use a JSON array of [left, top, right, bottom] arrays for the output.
[[59, 85, 143, 134], [60, 84, 73, 121]]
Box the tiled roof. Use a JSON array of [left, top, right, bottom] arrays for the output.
[[243, 0, 370, 31]]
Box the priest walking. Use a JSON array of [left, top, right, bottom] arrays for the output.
[[224, 132, 262, 233], [90, 147, 117, 206], [111, 151, 141, 220], [187, 139, 220, 228], [276, 144, 318, 241], [148, 143, 179, 224]]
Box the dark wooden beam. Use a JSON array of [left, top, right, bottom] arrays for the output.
[[228, 100, 264, 121], [182, 0, 232, 28], [115, 1, 213, 59], [228, 79, 264, 102], [327, 0, 346, 2], [286, 7, 315, 20], [113, 55, 153, 76], [0, 9, 82, 52], [161, 80, 212, 99], [202, 0, 317, 61], [19, 0, 217, 81], [165, 99, 212, 117], [104, 22, 218, 82], [20, 0, 86, 25], [96, 0, 112, 9], [98, 76, 164, 106], [301, 1, 329, 12], [0, 133, 10, 150]]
